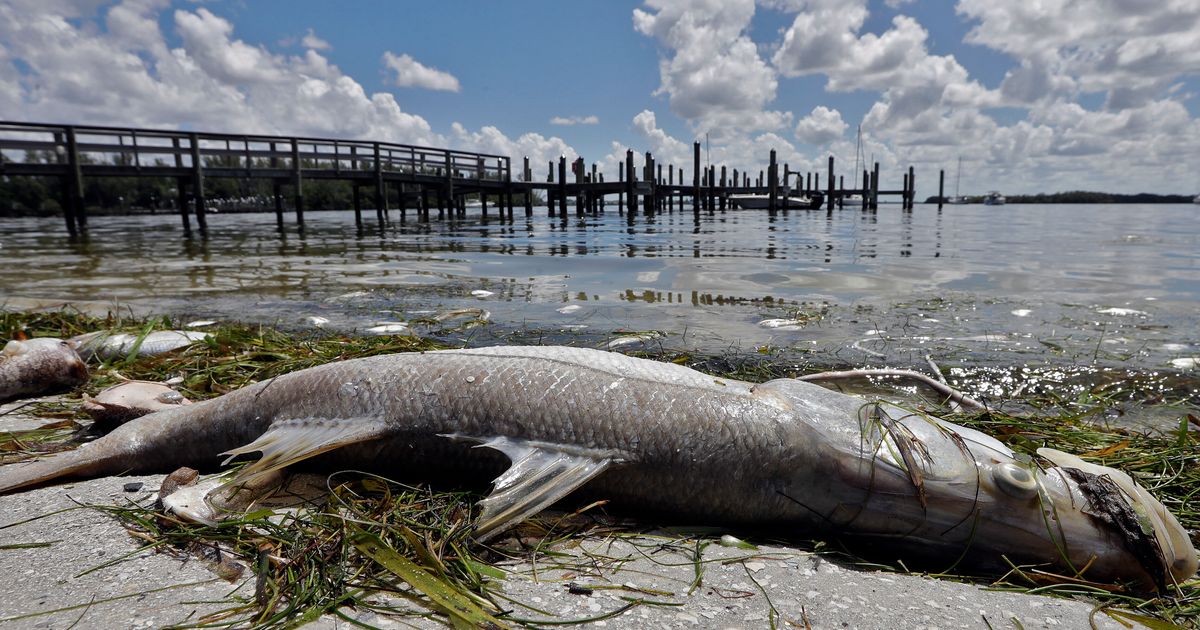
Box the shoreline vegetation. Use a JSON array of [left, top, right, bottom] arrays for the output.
[[925, 191, 1196, 204], [1, 309, 1197, 627]]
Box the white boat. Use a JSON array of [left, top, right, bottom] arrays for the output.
[[729, 192, 824, 210], [983, 191, 1006, 205], [1193, 194, 1199, 204], [946, 157, 969, 204]]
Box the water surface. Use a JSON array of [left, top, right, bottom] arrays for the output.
[[2, 203, 1197, 422]]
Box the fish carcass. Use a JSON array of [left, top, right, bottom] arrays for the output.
[[0, 338, 89, 403], [0, 346, 1193, 590], [71, 330, 211, 361], [82, 380, 191, 429]]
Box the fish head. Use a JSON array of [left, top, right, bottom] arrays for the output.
[[855, 404, 1198, 591], [10, 338, 89, 385]]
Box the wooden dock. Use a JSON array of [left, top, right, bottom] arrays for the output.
[[0, 121, 931, 236]]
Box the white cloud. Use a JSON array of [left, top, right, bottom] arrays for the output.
[[794, 106, 847, 145], [0, 1, 441, 145], [301, 28, 331, 51], [958, 0, 1200, 108], [633, 0, 788, 138], [382, 52, 460, 92], [450, 123, 579, 182], [549, 115, 599, 126]]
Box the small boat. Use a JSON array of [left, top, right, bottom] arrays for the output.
[[729, 192, 824, 210], [945, 157, 974, 204], [983, 191, 1006, 205], [1193, 194, 1199, 204]]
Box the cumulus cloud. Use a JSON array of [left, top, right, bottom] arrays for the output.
[[0, 1, 441, 145], [633, 0, 788, 138], [549, 115, 599, 126], [958, 0, 1200, 108], [794, 106, 847, 145], [382, 52, 461, 92], [450, 123, 579, 181]]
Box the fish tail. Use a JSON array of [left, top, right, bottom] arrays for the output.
[[0, 444, 134, 494]]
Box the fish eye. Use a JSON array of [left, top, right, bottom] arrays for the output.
[[993, 462, 1038, 498]]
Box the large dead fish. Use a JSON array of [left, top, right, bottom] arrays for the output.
[[0, 338, 89, 403], [0, 346, 1193, 590]]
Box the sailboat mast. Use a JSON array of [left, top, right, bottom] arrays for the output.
[[954, 156, 962, 198]]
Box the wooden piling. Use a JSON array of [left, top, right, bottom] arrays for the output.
[[352, 185, 362, 228], [826, 155, 835, 212], [64, 127, 85, 234], [188, 133, 207, 231], [558, 156, 568, 217], [625, 150, 637, 215], [523, 157, 533, 216], [907, 165, 915, 210], [938, 169, 945, 210], [692, 141, 701, 213], [291, 139, 304, 228], [768, 149, 777, 212], [871, 162, 880, 210]]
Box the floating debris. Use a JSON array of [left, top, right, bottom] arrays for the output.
[[305, 316, 330, 327], [557, 305, 582, 314], [1098, 307, 1146, 316], [1170, 358, 1198, 370], [470, 290, 495, 298], [1011, 309, 1032, 317], [185, 320, 218, 328]]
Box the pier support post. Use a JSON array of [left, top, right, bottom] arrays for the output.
[[374, 143, 386, 227], [625, 150, 637, 216], [768, 149, 777, 212], [871, 162, 880, 210], [176, 177, 190, 235], [558, 156, 568, 217], [189, 132, 207, 231], [907, 165, 915, 210], [523, 157, 533, 216], [353, 184, 362, 229], [64, 127, 86, 234], [719, 166, 727, 210], [291, 139, 304, 228], [692, 141, 701, 213], [827, 155, 835, 212], [938, 169, 945, 210]]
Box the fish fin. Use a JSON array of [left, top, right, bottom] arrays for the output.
[[221, 417, 392, 486], [447, 435, 622, 541]]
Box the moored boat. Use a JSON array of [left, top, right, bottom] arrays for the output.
[[983, 191, 1006, 205], [729, 192, 824, 210]]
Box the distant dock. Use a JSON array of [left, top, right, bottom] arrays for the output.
[[0, 121, 932, 236]]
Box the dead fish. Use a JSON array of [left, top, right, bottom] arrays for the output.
[[82, 380, 191, 430], [0, 338, 89, 403], [0, 347, 1193, 590], [71, 330, 211, 361]]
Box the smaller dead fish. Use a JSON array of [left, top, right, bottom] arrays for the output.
[[83, 380, 191, 430], [433, 308, 491, 323], [71, 330, 212, 361], [606, 332, 663, 349], [364, 322, 410, 335], [0, 338, 89, 403]]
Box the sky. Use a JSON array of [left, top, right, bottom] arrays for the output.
[[2, 0, 1199, 196]]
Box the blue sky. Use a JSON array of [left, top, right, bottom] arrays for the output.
[[2, 0, 1199, 194]]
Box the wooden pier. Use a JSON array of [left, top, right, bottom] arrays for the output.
[[0, 121, 927, 235]]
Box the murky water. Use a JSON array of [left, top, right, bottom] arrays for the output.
[[1, 203, 1197, 422]]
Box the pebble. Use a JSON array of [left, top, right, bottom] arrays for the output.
[[123, 482, 144, 492]]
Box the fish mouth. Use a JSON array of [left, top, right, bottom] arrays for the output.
[[1037, 448, 1198, 590]]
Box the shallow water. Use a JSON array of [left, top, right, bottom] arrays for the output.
[[1, 203, 1197, 423]]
